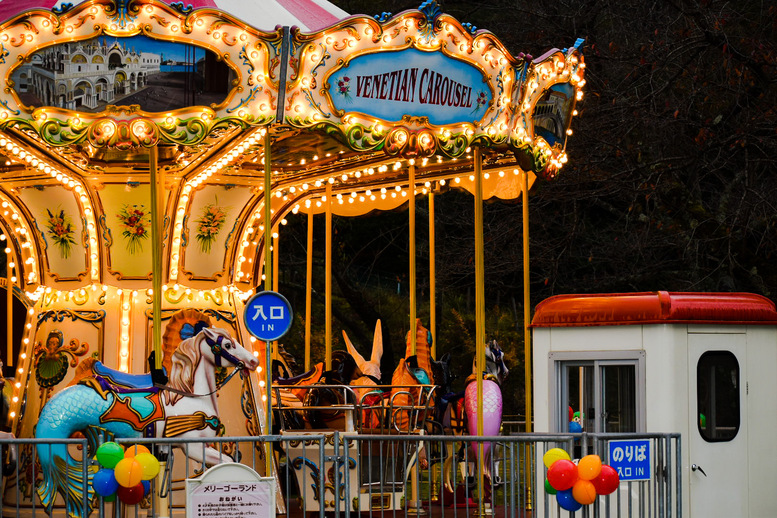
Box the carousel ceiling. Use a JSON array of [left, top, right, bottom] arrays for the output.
[[0, 0, 585, 299]]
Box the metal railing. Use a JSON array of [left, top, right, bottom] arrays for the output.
[[272, 383, 438, 433], [0, 432, 680, 518], [0, 435, 327, 518], [338, 432, 681, 518]]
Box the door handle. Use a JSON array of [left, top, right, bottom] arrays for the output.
[[691, 464, 707, 476]]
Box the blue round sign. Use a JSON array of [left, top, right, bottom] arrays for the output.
[[243, 291, 293, 342]]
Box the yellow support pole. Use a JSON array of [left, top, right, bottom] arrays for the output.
[[6, 246, 12, 368], [474, 148, 486, 514], [428, 190, 436, 358], [522, 170, 534, 512], [325, 182, 332, 370], [263, 129, 273, 477], [149, 146, 163, 370], [150, 145, 168, 517], [305, 211, 313, 371], [522, 171, 532, 433], [273, 234, 279, 292], [264, 131, 273, 292], [272, 233, 280, 358], [409, 162, 416, 355]]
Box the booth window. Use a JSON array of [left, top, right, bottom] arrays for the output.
[[553, 352, 645, 434], [697, 351, 740, 442]]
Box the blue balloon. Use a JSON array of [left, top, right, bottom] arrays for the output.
[[93, 468, 119, 497], [569, 421, 583, 433], [557, 488, 583, 512], [142, 480, 151, 496]]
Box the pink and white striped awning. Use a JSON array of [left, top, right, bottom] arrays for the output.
[[0, 0, 349, 31]]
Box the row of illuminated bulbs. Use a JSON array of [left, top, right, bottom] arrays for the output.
[[168, 128, 268, 283], [0, 137, 100, 282], [0, 120, 570, 294], [4, 283, 260, 415], [233, 166, 536, 283]]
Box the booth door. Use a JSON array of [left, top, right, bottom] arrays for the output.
[[688, 333, 748, 518]]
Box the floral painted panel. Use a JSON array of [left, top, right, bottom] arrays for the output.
[[194, 202, 228, 253], [18, 186, 87, 280], [100, 183, 156, 279], [183, 185, 252, 279], [116, 204, 151, 255]]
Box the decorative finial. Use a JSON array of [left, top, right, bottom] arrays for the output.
[[52, 2, 74, 14], [374, 12, 393, 22], [419, 0, 443, 24], [169, 2, 194, 15]]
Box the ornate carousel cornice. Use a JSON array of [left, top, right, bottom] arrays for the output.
[[0, 0, 585, 174], [0, 0, 283, 148]]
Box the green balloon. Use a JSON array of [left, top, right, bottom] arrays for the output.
[[545, 478, 557, 495], [96, 442, 125, 469], [102, 493, 117, 502]]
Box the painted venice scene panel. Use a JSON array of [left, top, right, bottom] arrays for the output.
[[11, 36, 234, 113]]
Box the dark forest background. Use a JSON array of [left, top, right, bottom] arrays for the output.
[[274, 0, 777, 419]]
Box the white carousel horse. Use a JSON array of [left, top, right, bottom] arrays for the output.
[[35, 326, 258, 517]]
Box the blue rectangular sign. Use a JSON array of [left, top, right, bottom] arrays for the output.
[[608, 439, 651, 481], [329, 48, 491, 126]]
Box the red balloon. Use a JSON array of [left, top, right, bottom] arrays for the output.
[[591, 464, 620, 495], [117, 483, 145, 505], [547, 459, 578, 491]]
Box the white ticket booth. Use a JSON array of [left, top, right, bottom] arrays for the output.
[[531, 291, 777, 517]]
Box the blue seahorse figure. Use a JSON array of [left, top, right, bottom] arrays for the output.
[[36, 377, 154, 517]]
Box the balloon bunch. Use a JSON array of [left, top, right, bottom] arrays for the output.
[[542, 448, 620, 512], [93, 443, 161, 505]]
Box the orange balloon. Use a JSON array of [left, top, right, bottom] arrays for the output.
[[113, 458, 143, 488], [124, 444, 150, 459], [577, 454, 602, 481], [572, 479, 597, 505]]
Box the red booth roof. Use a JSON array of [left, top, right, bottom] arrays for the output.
[[531, 291, 777, 327]]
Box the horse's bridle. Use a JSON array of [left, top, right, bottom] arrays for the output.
[[204, 333, 247, 370], [154, 332, 249, 398]]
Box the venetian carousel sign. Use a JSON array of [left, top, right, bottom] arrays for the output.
[[0, 0, 584, 514]]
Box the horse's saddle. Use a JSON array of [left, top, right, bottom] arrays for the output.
[[71, 358, 165, 393], [274, 363, 324, 401], [93, 361, 156, 391], [69, 358, 167, 433]]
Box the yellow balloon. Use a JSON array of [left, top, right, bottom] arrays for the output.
[[124, 444, 150, 459], [135, 452, 161, 480], [113, 458, 143, 488], [543, 448, 571, 469], [578, 454, 603, 481]]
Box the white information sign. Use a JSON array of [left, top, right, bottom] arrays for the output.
[[186, 463, 275, 518]]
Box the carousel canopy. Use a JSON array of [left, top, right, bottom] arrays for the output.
[[0, 0, 349, 32], [0, 0, 584, 300], [0, 0, 584, 445]]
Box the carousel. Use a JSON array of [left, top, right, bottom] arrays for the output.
[[0, 0, 584, 515]]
